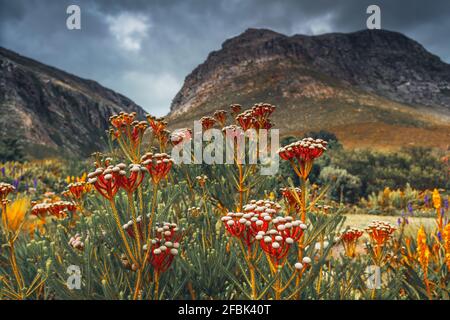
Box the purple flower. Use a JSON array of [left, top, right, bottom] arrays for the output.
[[0, 167, 5, 177], [437, 232, 442, 242], [12, 179, 19, 189], [444, 198, 449, 210], [33, 178, 38, 189], [424, 194, 429, 205], [397, 218, 401, 226], [441, 208, 445, 218], [407, 203, 413, 215]]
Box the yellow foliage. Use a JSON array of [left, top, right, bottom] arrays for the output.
[[416, 226, 430, 276], [5, 196, 30, 233], [432, 188, 441, 210]]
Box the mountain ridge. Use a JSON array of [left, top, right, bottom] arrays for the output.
[[168, 28, 450, 150], [0, 46, 146, 158]]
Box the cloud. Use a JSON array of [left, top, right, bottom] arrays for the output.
[[106, 12, 150, 52], [0, 0, 449, 115], [109, 71, 182, 116]]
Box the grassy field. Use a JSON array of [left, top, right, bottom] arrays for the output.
[[343, 214, 436, 236]]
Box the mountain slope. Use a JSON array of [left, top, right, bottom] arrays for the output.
[[168, 29, 450, 150], [0, 47, 146, 158]]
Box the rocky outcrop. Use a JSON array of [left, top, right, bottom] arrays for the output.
[[171, 28, 450, 115], [167, 29, 450, 150], [0, 47, 146, 157]]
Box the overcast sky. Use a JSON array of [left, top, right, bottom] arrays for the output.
[[1, 0, 449, 116]]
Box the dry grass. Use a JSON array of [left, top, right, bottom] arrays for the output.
[[343, 213, 436, 236]]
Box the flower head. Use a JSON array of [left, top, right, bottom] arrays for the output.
[[0, 182, 15, 200], [141, 153, 174, 184], [432, 188, 441, 210], [230, 104, 242, 115], [87, 159, 124, 200], [144, 222, 182, 272], [170, 128, 192, 146], [69, 233, 85, 251], [4, 196, 29, 233], [146, 115, 167, 136], [365, 220, 396, 246], [278, 138, 327, 179], [213, 110, 227, 126], [200, 116, 216, 130], [341, 227, 363, 258], [64, 181, 92, 200], [222, 200, 281, 247], [417, 226, 430, 277]]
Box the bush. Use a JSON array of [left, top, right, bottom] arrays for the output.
[[319, 166, 362, 203]]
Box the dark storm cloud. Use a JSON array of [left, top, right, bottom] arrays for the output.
[[1, 0, 449, 115]]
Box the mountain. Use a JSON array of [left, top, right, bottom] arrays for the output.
[[0, 47, 146, 158], [168, 29, 450, 150]]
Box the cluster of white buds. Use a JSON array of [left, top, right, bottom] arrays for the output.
[[154, 221, 180, 239], [294, 256, 312, 271], [68, 234, 84, 251], [123, 215, 143, 239], [120, 254, 138, 271], [143, 222, 181, 272], [271, 216, 307, 242], [278, 138, 328, 162], [188, 206, 201, 217], [143, 239, 180, 257], [195, 175, 208, 187]]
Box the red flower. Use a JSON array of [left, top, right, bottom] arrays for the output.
[[123, 215, 144, 240], [87, 160, 123, 200], [235, 111, 255, 131], [32, 201, 77, 218], [0, 182, 15, 200], [119, 164, 146, 194], [141, 153, 174, 184], [341, 228, 364, 243], [365, 220, 396, 246], [230, 104, 242, 115], [170, 128, 192, 146], [144, 222, 182, 272], [256, 229, 292, 266], [66, 181, 90, 200], [271, 216, 306, 242], [280, 187, 302, 211], [221, 200, 281, 247], [110, 112, 136, 131], [278, 138, 328, 179], [213, 110, 227, 126], [200, 116, 216, 130]]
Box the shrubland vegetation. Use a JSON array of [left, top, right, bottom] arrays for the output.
[[0, 104, 449, 300]]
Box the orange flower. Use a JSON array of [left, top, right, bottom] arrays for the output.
[[230, 104, 242, 115], [213, 110, 227, 127], [65, 181, 91, 200], [200, 116, 216, 130], [443, 224, 450, 270], [417, 226, 430, 277], [432, 188, 441, 210], [4, 196, 29, 233], [146, 115, 167, 136], [365, 220, 396, 246], [341, 227, 364, 258]]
